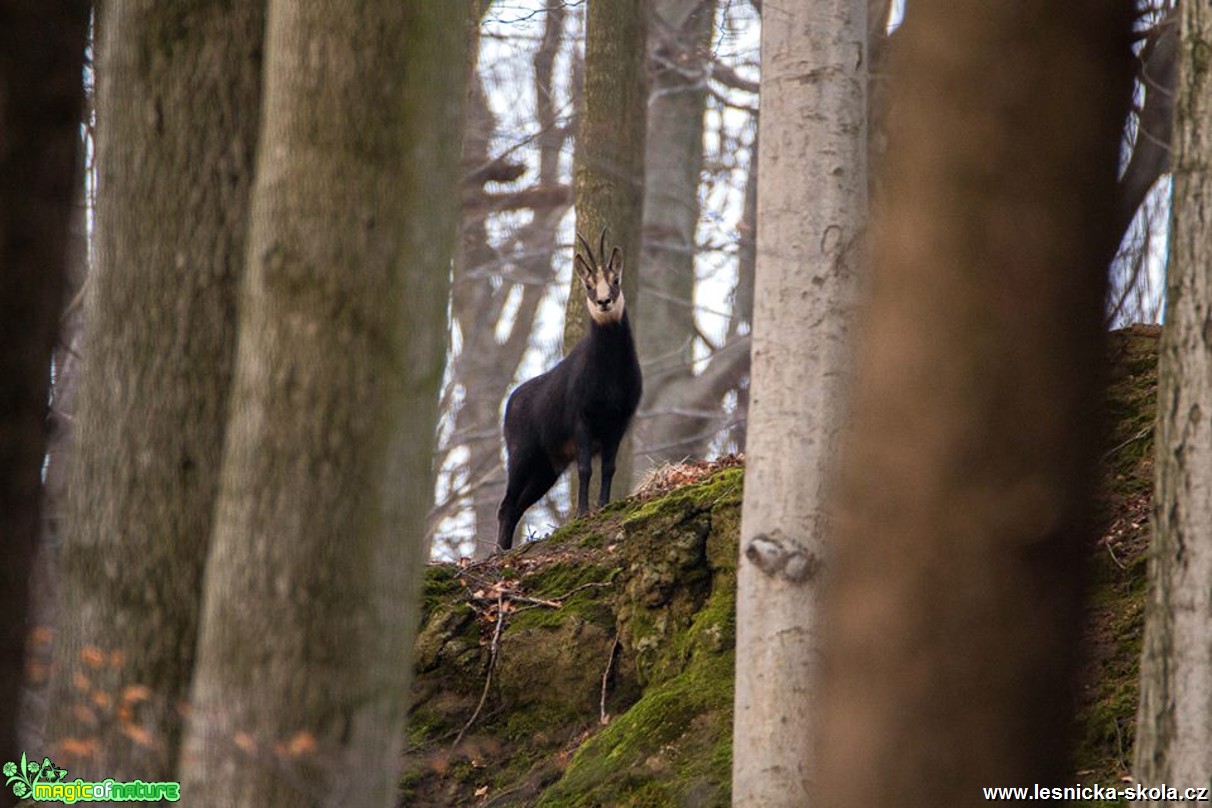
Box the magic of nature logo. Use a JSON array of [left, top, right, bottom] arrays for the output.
[[3, 752, 180, 803]]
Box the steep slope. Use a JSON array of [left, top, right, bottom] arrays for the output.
[[403, 326, 1159, 807]]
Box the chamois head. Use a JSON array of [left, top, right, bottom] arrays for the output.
[[574, 229, 625, 325]]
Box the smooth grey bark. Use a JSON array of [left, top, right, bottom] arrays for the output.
[[731, 0, 866, 804], [820, 2, 1132, 805], [48, 0, 263, 779], [0, 1, 88, 792], [1135, 0, 1212, 795], [178, 2, 463, 805], [633, 0, 716, 469]]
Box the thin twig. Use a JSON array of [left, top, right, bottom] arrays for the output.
[[508, 579, 620, 615], [600, 630, 621, 725], [509, 595, 564, 609], [1103, 426, 1152, 459], [452, 588, 507, 749]]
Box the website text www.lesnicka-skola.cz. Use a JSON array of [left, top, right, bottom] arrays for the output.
[[983, 783, 1211, 802]]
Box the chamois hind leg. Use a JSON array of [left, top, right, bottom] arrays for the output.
[[497, 455, 560, 551]]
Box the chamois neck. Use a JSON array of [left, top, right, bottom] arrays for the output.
[[583, 307, 635, 369]]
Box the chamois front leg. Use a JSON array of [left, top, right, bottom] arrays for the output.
[[575, 426, 594, 516], [598, 435, 620, 508]]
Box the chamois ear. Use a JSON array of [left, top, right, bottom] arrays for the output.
[[574, 253, 594, 283], [607, 246, 623, 279]]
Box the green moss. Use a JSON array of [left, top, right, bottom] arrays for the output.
[[494, 702, 589, 742], [623, 467, 743, 531], [495, 609, 618, 716], [533, 533, 738, 808], [577, 531, 609, 548], [539, 502, 625, 550], [397, 766, 424, 800], [535, 649, 733, 808], [412, 601, 480, 682], [1073, 548, 1147, 785], [705, 504, 741, 574], [508, 562, 618, 632], [420, 563, 463, 614], [1102, 327, 1159, 503], [600, 496, 635, 516], [525, 561, 618, 597]]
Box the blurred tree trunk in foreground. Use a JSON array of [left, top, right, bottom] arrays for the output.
[[732, 0, 867, 804], [0, 0, 88, 795], [178, 2, 464, 804], [1135, 0, 1212, 795], [821, 2, 1132, 805], [48, 0, 264, 780]]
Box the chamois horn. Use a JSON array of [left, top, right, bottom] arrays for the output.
[[576, 231, 595, 267], [598, 227, 608, 267]]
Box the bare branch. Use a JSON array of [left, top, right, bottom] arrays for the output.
[[1114, 7, 1177, 245]]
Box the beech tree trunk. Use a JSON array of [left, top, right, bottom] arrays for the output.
[[48, 0, 263, 779], [566, 0, 648, 500], [633, 0, 716, 470], [1135, 0, 1212, 794], [0, 1, 88, 791], [731, 0, 866, 804], [178, 3, 464, 804], [819, 2, 1132, 805]]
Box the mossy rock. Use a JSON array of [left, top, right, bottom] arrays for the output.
[[402, 467, 741, 807]]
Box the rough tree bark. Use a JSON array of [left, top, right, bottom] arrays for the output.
[[566, 0, 648, 499], [731, 0, 866, 804], [0, 1, 88, 792], [1135, 0, 1212, 795], [178, 2, 464, 805], [819, 2, 1132, 806], [47, 0, 264, 780]]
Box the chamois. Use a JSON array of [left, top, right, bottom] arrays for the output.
[[496, 230, 642, 551]]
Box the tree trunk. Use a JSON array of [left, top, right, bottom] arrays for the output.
[[48, 0, 263, 780], [178, 3, 464, 804], [1135, 0, 1212, 794], [567, 0, 648, 499], [731, 0, 866, 804], [450, 4, 511, 559], [633, 0, 716, 470], [0, 1, 88, 793], [450, 0, 572, 558], [724, 129, 758, 453], [819, 3, 1132, 805]]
